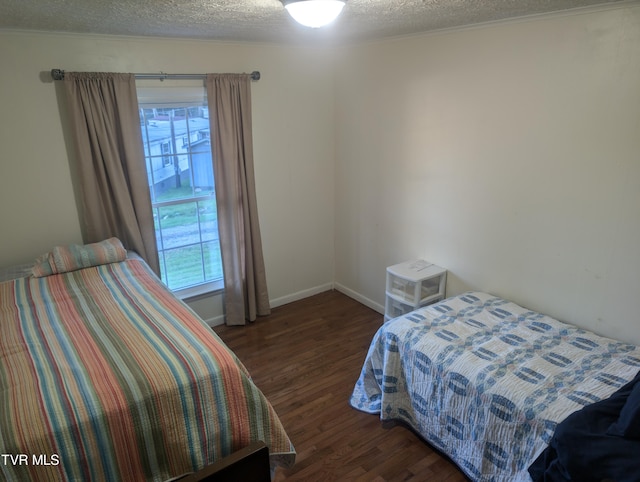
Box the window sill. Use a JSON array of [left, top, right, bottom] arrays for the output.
[[174, 279, 224, 301]]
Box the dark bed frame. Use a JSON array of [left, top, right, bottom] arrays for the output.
[[170, 441, 271, 482]]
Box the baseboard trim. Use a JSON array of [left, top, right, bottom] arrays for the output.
[[204, 314, 226, 327], [270, 282, 335, 308], [334, 283, 384, 314], [205, 282, 382, 326]]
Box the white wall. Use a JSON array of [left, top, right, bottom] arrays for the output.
[[2, 4, 639, 343], [0, 31, 336, 322], [334, 4, 640, 344]]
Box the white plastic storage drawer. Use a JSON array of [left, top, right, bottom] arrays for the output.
[[386, 296, 415, 319], [387, 273, 443, 304], [420, 277, 441, 303], [388, 276, 418, 303]]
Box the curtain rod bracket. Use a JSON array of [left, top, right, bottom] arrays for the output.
[[51, 69, 261, 81]]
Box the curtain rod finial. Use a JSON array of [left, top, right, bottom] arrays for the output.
[[251, 71, 260, 81], [51, 69, 65, 80]]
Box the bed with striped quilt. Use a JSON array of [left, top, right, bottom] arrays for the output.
[[0, 253, 295, 481]]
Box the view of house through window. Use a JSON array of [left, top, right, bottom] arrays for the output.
[[138, 93, 223, 294]]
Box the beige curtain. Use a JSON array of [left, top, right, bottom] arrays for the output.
[[63, 72, 160, 276], [206, 74, 270, 325]]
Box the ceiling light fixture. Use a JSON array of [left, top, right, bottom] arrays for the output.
[[283, 0, 346, 28]]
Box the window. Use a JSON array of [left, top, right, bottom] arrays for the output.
[[137, 82, 223, 297], [160, 142, 172, 166]]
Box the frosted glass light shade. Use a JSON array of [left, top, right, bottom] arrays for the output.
[[284, 0, 346, 28]]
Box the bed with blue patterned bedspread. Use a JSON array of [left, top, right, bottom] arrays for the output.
[[350, 292, 640, 481]]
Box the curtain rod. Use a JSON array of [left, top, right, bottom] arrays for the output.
[[50, 69, 260, 81]]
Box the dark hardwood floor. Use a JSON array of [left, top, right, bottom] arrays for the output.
[[213, 290, 468, 481]]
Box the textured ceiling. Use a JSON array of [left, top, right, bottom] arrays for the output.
[[0, 0, 631, 44]]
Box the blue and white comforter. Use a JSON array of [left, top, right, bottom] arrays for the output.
[[350, 292, 640, 481]]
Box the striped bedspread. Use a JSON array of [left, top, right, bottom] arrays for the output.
[[0, 257, 295, 481], [350, 292, 640, 481]]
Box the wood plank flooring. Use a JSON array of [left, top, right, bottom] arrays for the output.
[[214, 290, 469, 481]]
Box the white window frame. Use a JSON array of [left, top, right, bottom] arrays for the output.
[[137, 80, 223, 298]]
